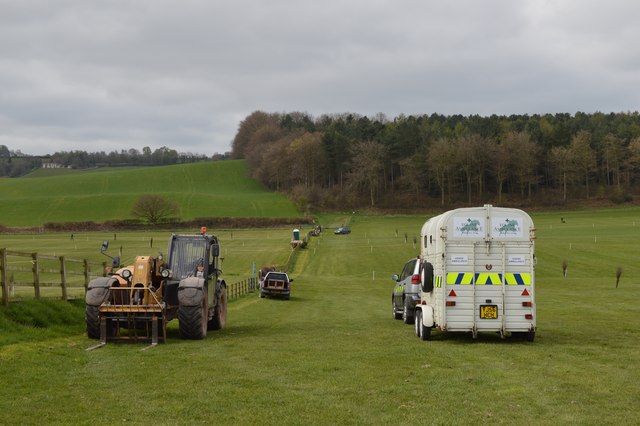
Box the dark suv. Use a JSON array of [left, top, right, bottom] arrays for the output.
[[391, 257, 421, 324]]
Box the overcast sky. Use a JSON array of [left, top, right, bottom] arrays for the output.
[[1, 0, 639, 156]]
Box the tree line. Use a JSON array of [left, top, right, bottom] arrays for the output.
[[232, 111, 640, 210], [0, 145, 229, 177]]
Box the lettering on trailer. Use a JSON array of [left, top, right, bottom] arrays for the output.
[[491, 217, 524, 238], [446, 273, 531, 285], [453, 217, 484, 237], [450, 255, 469, 265]]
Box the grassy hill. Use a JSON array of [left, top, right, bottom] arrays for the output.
[[0, 160, 301, 227], [2, 209, 640, 423]]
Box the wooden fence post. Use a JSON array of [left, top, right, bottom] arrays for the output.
[[59, 256, 68, 301], [1, 248, 7, 307], [32, 252, 40, 299], [83, 259, 90, 291]]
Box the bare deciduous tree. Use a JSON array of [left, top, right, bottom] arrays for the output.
[[570, 130, 596, 199], [131, 195, 179, 226], [348, 140, 387, 207], [509, 132, 538, 201], [429, 138, 457, 206], [549, 146, 573, 202]]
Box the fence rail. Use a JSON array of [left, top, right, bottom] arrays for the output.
[[0, 248, 107, 306], [227, 277, 258, 300], [1, 247, 264, 306]]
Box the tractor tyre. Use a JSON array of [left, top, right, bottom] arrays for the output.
[[86, 304, 101, 339], [178, 289, 207, 340], [209, 285, 227, 331]]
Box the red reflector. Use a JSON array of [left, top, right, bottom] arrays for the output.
[[525, 314, 533, 320], [448, 290, 457, 297], [522, 301, 532, 307], [411, 274, 421, 284], [201, 227, 207, 234], [446, 301, 456, 307], [521, 289, 530, 296]]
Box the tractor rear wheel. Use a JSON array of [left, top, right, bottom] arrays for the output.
[[209, 285, 227, 330], [178, 289, 207, 339]]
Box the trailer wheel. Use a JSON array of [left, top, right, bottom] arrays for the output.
[[178, 289, 207, 339], [402, 299, 414, 324], [512, 331, 535, 342], [209, 285, 227, 330], [392, 299, 402, 320], [420, 322, 432, 341], [414, 310, 422, 338]]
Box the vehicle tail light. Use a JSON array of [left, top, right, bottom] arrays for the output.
[[522, 301, 532, 307], [446, 301, 456, 307], [525, 314, 533, 320], [411, 274, 421, 284]]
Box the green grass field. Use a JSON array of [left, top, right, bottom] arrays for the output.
[[1, 208, 640, 424], [0, 160, 300, 226]]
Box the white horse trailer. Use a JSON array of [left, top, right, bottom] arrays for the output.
[[414, 205, 536, 341]]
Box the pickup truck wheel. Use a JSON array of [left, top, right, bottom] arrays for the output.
[[402, 299, 414, 324], [392, 299, 402, 320]]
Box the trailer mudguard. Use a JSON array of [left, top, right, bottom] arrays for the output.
[[178, 276, 206, 307], [422, 305, 435, 327], [85, 277, 117, 306]]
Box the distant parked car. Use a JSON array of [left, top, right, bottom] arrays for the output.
[[391, 257, 421, 324], [334, 227, 351, 235]]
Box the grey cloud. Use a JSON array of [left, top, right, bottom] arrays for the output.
[[0, 0, 639, 155]]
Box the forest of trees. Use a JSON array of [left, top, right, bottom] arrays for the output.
[[0, 145, 228, 177], [231, 111, 640, 211]]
